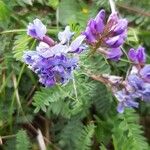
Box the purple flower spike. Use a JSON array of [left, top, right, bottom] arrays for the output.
[[107, 48, 123, 61], [23, 24, 84, 87], [83, 9, 128, 61], [23, 50, 78, 87], [27, 18, 47, 40], [140, 65, 150, 82], [128, 46, 146, 64]]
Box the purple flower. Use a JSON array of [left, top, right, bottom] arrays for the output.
[[36, 35, 86, 58], [107, 13, 128, 34], [69, 35, 87, 53], [83, 26, 97, 44], [112, 19, 128, 35], [58, 26, 74, 44], [140, 65, 150, 82], [94, 10, 105, 33], [27, 19, 55, 46], [127, 74, 144, 91], [23, 51, 38, 65], [141, 83, 150, 101], [128, 46, 146, 64], [23, 25, 86, 87], [37, 42, 68, 58], [105, 33, 127, 48], [83, 10, 128, 46], [106, 47, 123, 61], [115, 90, 139, 113], [27, 19, 47, 40], [83, 9, 128, 61], [23, 50, 78, 87]]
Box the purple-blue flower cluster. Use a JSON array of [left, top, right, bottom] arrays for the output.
[[114, 46, 150, 113], [83, 10, 128, 61], [23, 50, 78, 86], [23, 20, 86, 87]]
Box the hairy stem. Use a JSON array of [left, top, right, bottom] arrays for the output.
[[109, 0, 116, 13]]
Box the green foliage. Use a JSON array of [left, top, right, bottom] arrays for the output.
[[48, 0, 59, 9], [112, 109, 149, 150], [33, 75, 95, 118], [13, 33, 33, 61], [0, 0, 10, 21], [100, 144, 107, 150], [59, 119, 84, 149], [33, 86, 68, 113], [81, 52, 111, 74], [75, 123, 95, 150], [16, 130, 31, 150]]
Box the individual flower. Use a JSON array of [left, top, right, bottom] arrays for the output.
[[58, 26, 74, 44], [141, 83, 150, 101], [27, 19, 55, 46], [69, 35, 86, 53], [128, 46, 146, 65], [127, 74, 144, 92], [140, 65, 150, 82], [57, 26, 86, 53], [106, 47, 123, 61], [83, 9, 128, 61], [27, 18, 46, 40], [115, 90, 139, 113], [36, 42, 68, 58]]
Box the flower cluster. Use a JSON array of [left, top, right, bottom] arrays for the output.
[[22, 10, 150, 113], [83, 10, 128, 61], [114, 46, 150, 113], [23, 19, 86, 87]]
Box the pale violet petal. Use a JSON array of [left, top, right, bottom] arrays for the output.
[[36, 42, 50, 53], [40, 44, 68, 58], [69, 35, 86, 52], [58, 26, 74, 44]]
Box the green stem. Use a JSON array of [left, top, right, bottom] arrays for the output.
[[0, 29, 58, 34], [72, 74, 78, 101], [9, 64, 26, 131], [0, 71, 13, 93], [57, 85, 77, 101], [0, 29, 26, 34], [120, 58, 132, 63]]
